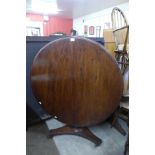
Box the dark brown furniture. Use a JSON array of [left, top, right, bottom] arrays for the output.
[[31, 37, 123, 146], [111, 7, 129, 83], [26, 36, 104, 119], [110, 7, 129, 136]]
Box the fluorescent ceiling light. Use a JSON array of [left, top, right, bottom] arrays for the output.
[[31, 0, 60, 14]]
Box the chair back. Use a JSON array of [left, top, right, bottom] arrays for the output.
[[111, 7, 129, 97], [111, 7, 129, 52]]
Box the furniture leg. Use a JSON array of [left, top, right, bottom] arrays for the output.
[[49, 125, 102, 146], [110, 108, 126, 136]]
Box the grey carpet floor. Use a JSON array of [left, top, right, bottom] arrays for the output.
[[26, 123, 60, 155], [26, 119, 128, 155]]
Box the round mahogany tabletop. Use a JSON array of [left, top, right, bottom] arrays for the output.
[[31, 37, 123, 127]]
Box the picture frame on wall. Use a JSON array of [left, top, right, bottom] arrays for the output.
[[104, 22, 111, 29], [84, 25, 88, 36], [26, 27, 41, 36], [89, 26, 95, 35], [96, 26, 101, 37]]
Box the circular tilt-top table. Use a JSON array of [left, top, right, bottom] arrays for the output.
[[31, 37, 123, 146]]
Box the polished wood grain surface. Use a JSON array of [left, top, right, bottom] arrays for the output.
[[31, 37, 123, 127]]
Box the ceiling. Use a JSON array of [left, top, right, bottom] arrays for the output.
[[26, 0, 128, 18]]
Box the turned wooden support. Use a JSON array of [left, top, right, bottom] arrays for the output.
[[49, 125, 102, 146]]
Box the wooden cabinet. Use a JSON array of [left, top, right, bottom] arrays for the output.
[[103, 29, 116, 57]]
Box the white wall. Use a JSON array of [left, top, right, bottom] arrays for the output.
[[26, 18, 44, 36], [73, 2, 129, 37]]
